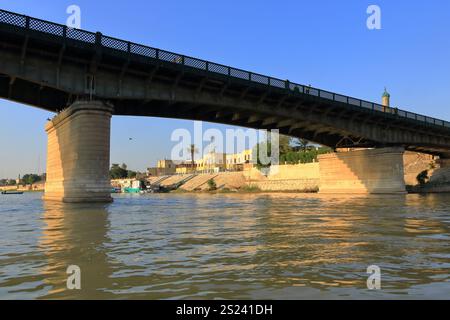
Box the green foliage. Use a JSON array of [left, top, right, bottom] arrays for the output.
[[127, 171, 137, 179], [110, 163, 137, 179], [21, 174, 41, 185], [240, 185, 261, 192], [207, 178, 217, 191], [280, 147, 332, 164], [417, 170, 429, 186], [110, 163, 128, 179], [252, 134, 331, 168]]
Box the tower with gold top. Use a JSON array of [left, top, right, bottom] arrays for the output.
[[382, 87, 390, 111]]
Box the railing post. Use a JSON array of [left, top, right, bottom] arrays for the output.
[[156, 49, 159, 60], [285, 79, 290, 90], [63, 25, 67, 38], [25, 16, 30, 29], [205, 61, 209, 71], [95, 32, 102, 46], [127, 42, 131, 53]]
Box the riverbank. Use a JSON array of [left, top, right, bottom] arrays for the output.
[[0, 184, 44, 192], [154, 151, 450, 194]]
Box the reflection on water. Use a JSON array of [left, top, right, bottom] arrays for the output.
[[0, 192, 449, 299]]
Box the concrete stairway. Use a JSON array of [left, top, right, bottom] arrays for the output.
[[179, 174, 218, 191]]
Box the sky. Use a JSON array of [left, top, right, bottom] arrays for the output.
[[0, 0, 449, 178]]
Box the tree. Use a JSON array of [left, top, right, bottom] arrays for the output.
[[297, 139, 310, 152], [187, 144, 198, 167], [417, 170, 429, 186], [127, 170, 137, 179], [278, 134, 292, 155], [110, 163, 128, 179], [21, 174, 41, 185]]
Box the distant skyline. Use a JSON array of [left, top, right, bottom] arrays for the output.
[[1, 0, 450, 178]]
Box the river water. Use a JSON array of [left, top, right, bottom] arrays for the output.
[[0, 192, 449, 299]]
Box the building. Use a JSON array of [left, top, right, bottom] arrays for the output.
[[157, 159, 177, 175], [175, 163, 197, 174], [147, 159, 178, 176], [196, 151, 227, 173], [226, 149, 253, 171]]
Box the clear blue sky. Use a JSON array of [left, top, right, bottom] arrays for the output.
[[1, 0, 449, 178]]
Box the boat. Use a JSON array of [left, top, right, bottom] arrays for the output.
[[123, 180, 145, 194], [1, 191, 24, 195]]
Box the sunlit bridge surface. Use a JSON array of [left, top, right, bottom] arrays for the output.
[[0, 192, 449, 299]]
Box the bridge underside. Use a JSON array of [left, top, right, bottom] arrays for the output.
[[43, 101, 408, 202]]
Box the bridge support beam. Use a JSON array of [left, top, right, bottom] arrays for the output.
[[318, 147, 406, 194], [44, 101, 114, 203]]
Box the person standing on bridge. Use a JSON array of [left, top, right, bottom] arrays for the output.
[[305, 84, 312, 94]]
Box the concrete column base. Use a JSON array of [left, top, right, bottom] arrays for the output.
[[43, 101, 113, 203], [318, 147, 406, 194]]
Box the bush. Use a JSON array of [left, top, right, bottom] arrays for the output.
[[280, 147, 332, 164], [240, 185, 261, 192], [207, 179, 217, 191], [417, 170, 429, 186]]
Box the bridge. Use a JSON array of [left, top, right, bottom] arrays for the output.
[[1, 9, 450, 202]]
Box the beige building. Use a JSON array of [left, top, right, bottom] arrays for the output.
[[226, 149, 253, 171], [147, 159, 178, 176], [175, 163, 197, 174], [148, 149, 254, 176], [196, 151, 226, 173]]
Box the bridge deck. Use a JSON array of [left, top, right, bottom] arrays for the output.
[[0, 8, 448, 130], [1, 9, 450, 155]]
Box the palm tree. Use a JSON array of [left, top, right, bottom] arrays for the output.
[[187, 144, 198, 168], [298, 139, 309, 152]]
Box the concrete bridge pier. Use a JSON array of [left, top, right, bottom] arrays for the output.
[[43, 101, 114, 203], [318, 147, 406, 194]]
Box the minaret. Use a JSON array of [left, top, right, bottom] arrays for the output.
[[382, 87, 390, 109]]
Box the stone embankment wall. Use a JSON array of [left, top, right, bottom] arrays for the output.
[[243, 163, 320, 191], [318, 148, 406, 194], [403, 151, 435, 186]]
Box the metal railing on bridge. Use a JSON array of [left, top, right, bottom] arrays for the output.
[[1, 9, 449, 129]]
